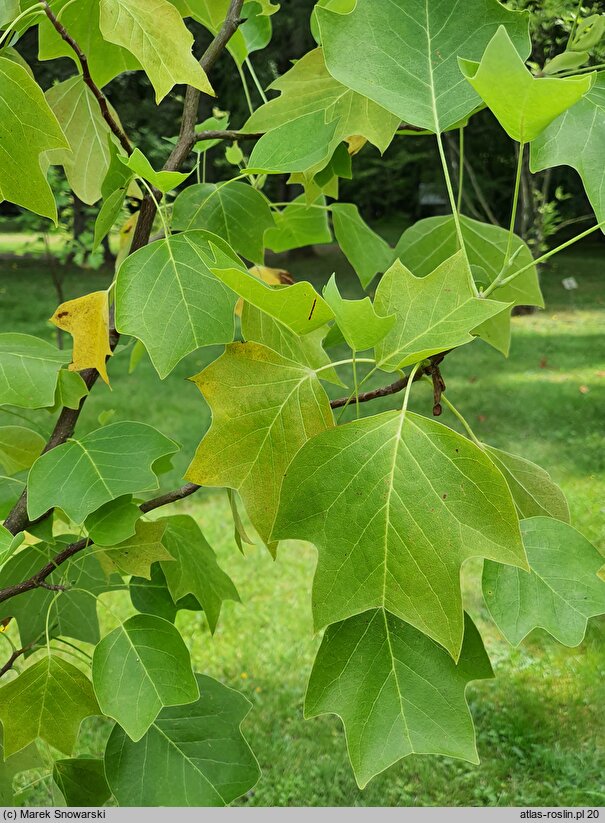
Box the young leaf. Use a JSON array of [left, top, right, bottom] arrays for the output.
[[0, 524, 23, 570], [0, 656, 99, 758], [316, 0, 530, 133], [273, 410, 528, 658], [323, 275, 395, 352], [45, 77, 117, 205], [92, 613, 199, 741], [0, 57, 69, 222], [98, 0, 214, 103], [242, 48, 399, 159], [395, 215, 544, 355], [93, 188, 128, 251], [306, 610, 493, 787], [27, 421, 178, 523], [227, 489, 254, 553], [53, 370, 89, 411], [119, 148, 189, 194], [531, 73, 605, 224], [104, 674, 259, 806], [172, 182, 275, 264], [483, 517, 605, 647], [374, 252, 509, 371], [0, 334, 68, 409], [264, 195, 332, 252], [186, 343, 334, 555], [85, 495, 140, 547], [331, 203, 395, 290], [484, 446, 570, 522], [0, 426, 45, 476], [159, 514, 239, 633], [103, 519, 173, 578], [50, 291, 112, 384], [53, 759, 112, 808], [114, 231, 239, 378], [459, 26, 595, 143]]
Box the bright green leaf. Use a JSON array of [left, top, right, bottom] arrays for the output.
[[0, 334, 68, 409], [120, 148, 189, 194], [53, 369, 89, 411], [264, 195, 332, 253], [0, 426, 45, 475], [53, 758, 112, 808], [249, 110, 338, 174], [331, 203, 395, 289], [93, 188, 127, 251], [103, 519, 172, 578], [323, 275, 395, 352], [85, 495, 140, 547], [0, 524, 23, 570]]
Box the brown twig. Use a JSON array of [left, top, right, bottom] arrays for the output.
[[193, 129, 263, 143], [41, 1, 133, 156]]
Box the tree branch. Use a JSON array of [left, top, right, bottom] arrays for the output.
[[0, 639, 37, 679], [193, 129, 262, 143], [41, 1, 133, 156]]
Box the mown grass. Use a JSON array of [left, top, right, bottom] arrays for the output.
[[1, 240, 604, 806]]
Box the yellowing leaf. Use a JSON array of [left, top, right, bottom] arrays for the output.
[[235, 265, 292, 316], [50, 291, 112, 384]]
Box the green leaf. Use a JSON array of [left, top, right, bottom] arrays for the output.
[[0, 524, 23, 569], [53, 369, 89, 411], [98, 0, 214, 103], [92, 613, 199, 741], [37, 0, 140, 88], [484, 446, 570, 522], [186, 343, 334, 555], [531, 73, 605, 225], [130, 562, 202, 622], [85, 495, 140, 547], [0, 426, 45, 475], [243, 48, 399, 160], [119, 148, 189, 194], [225, 142, 244, 165], [306, 610, 493, 787], [264, 195, 332, 253], [103, 519, 173, 578], [274, 410, 527, 658], [249, 110, 338, 174], [484, 517, 605, 647], [46, 77, 118, 205], [105, 673, 259, 805], [0, 656, 99, 757], [571, 14, 605, 51], [227, 489, 254, 553], [159, 514, 239, 633], [316, 0, 530, 133], [27, 421, 178, 523], [331, 203, 395, 290], [93, 188, 127, 251], [0, 475, 24, 520], [172, 182, 274, 264], [459, 26, 595, 143], [0, 0, 18, 28], [323, 275, 395, 352], [53, 758, 112, 808], [192, 112, 230, 153], [0, 334, 68, 409], [0, 727, 42, 806], [374, 252, 509, 371], [395, 215, 544, 355], [543, 50, 589, 76], [114, 231, 239, 378], [0, 57, 69, 222]]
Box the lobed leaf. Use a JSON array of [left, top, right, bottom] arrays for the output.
[[103, 519, 172, 578], [331, 203, 395, 290], [50, 291, 112, 384], [0, 334, 68, 410], [323, 275, 395, 352]]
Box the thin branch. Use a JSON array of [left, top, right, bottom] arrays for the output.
[[0, 639, 36, 679], [41, 1, 132, 156], [193, 129, 262, 143]]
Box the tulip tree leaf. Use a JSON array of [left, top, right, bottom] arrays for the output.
[[306, 610, 493, 787], [115, 231, 239, 378], [374, 252, 509, 371], [331, 203, 395, 289], [159, 514, 239, 633], [316, 0, 531, 133], [484, 446, 570, 522], [264, 195, 332, 252], [0, 656, 100, 758], [103, 519, 172, 578], [243, 48, 399, 158], [172, 182, 275, 264], [0, 727, 42, 805], [130, 562, 202, 623], [53, 370, 89, 411], [27, 421, 178, 523], [0, 524, 23, 569], [0, 334, 69, 409], [50, 291, 112, 384], [85, 495, 141, 547], [120, 148, 189, 194], [0, 0, 18, 27], [0, 57, 69, 221], [459, 27, 595, 143], [274, 410, 528, 658], [531, 73, 605, 225], [98, 0, 214, 103], [45, 77, 117, 205], [483, 517, 605, 647], [395, 215, 544, 355], [186, 342, 334, 554], [323, 275, 395, 352], [92, 613, 199, 741], [104, 673, 260, 806], [249, 110, 338, 175], [53, 759, 112, 808], [0, 426, 45, 476]]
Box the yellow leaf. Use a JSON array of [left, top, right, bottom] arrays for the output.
[[346, 135, 367, 155], [235, 266, 294, 316], [50, 291, 112, 384]]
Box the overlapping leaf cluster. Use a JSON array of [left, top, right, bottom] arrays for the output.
[[0, 0, 604, 805]]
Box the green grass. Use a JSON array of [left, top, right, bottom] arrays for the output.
[[2, 241, 605, 806]]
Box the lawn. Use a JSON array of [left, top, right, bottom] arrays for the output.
[[1, 240, 604, 807]]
